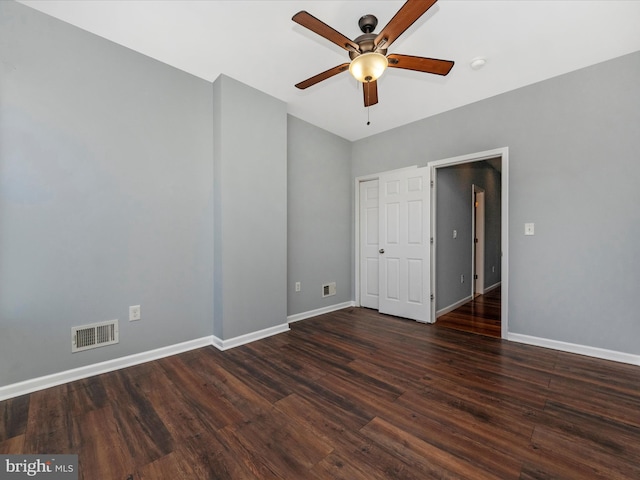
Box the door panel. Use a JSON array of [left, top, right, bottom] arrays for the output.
[[408, 259, 423, 303], [379, 167, 431, 322], [366, 208, 378, 245], [365, 258, 379, 297], [385, 202, 400, 245], [359, 180, 380, 309], [386, 258, 400, 300], [408, 200, 423, 244]]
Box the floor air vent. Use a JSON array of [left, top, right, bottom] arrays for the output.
[[72, 320, 119, 353]]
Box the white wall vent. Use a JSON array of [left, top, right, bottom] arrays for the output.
[[72, 320, 119, 353], [322, 282, 336, 298]]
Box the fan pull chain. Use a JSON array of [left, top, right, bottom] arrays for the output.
[[366, 80, 371, 126]]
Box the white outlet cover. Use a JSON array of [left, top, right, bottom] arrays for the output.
[[129, 305, 141, 321], [525, 223, 535, 236]]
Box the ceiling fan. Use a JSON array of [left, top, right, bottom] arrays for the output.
[[292, 0, 454, 107]]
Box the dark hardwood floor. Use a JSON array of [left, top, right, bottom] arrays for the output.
[[436, 286, 502, 338], [2, 307, 639, 479]]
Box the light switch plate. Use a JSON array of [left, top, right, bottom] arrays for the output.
[[525, 223, 535, 236]]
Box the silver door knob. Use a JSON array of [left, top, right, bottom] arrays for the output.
[[379, 248, 385, 254]]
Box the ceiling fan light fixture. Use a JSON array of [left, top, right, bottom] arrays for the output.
[[349, 52, 388, 83]]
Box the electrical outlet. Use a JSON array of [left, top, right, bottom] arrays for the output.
[[525, 223, 535, 236], [295, 282, 301, 292], [460, 274, 465, 284], [129, 305, 141, 322]]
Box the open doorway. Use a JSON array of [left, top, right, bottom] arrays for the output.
[[429, 148, 508, 339]]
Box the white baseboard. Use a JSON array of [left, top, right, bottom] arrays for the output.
[[1, 321, 295, 401], [484, 281, 501, 293], [5, 323, 635, 402], [508, 333, 640, 366], [287, 301, 355, 323], [436, 295, 473, 318], [212, 322, 290, 351], [0, 336, 214, 402]]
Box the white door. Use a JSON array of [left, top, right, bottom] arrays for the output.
[[359, 180, 380, 309], [473, 188, 485, 297], [378, 167, 431, 323]]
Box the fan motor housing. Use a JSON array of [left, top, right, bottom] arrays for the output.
[[351, 14, 388, 59], [350, 33, 387, 59]]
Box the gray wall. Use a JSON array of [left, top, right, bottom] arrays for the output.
[[287, 115, 352, 316], [0, 2, 214, 385], [435, 161, 501, 311], [213, 75, 287, 339], [352, 51, 640, 355]]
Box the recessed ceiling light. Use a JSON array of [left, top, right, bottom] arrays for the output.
[[470, 57, 487, 70]]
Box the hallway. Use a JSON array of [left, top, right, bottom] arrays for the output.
[[436, 287, 501, 338]]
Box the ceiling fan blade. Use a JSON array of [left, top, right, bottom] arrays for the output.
[[375, 0, 437, 50], [293, 11, 360, 53], [363, 80, 379, 107], [295, 63, 350, 90], [387, 54, 454, 76]]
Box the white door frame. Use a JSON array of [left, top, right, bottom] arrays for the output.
[[354, 166, 417, 308], [428, 147, 509, 339]]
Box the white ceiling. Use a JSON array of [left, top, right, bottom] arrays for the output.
[[18, 0, 640, 141]]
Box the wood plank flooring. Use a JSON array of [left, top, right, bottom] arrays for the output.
[[2, 307, 639, 479], [436, 286, 502, 338]]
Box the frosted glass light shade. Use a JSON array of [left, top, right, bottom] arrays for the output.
[[349, 52, 388, 83]]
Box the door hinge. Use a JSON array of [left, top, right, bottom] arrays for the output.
[[474, 238, 478, 243], [430, 294, 434, 301], [474, 274, 478, 280], [430, 180, 434, 188], [430, 237, 434, 244]]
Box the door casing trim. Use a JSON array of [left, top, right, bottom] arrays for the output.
[[428, 147, 509, 338]]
